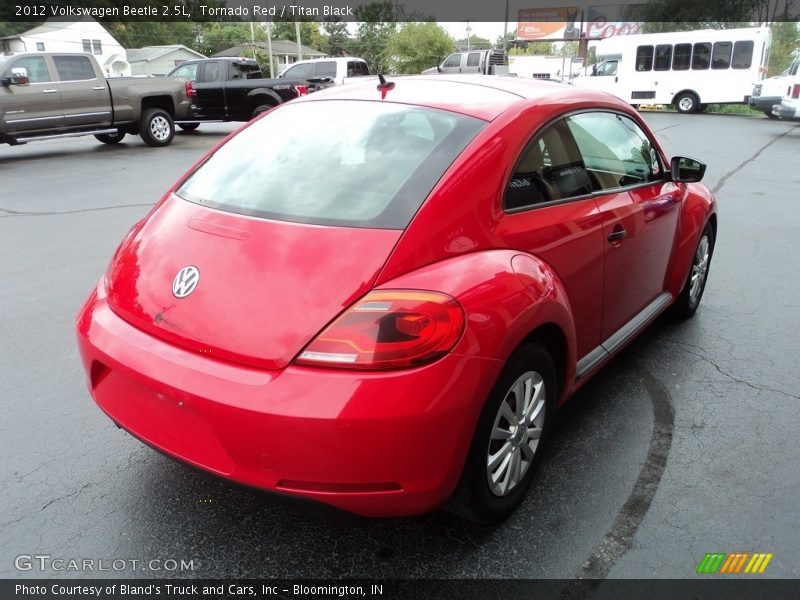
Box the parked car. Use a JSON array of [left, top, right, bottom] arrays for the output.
[[166, 57, 318, 129], [422, 49, 509, 75], [77, 75, 717, 524], [772, 76, 800, 120], [0, 52, 191, 147], [277, 56, 370, 85], [749, 52, 800, 118]]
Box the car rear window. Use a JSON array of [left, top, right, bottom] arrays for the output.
[[176, 100, 485, 228]]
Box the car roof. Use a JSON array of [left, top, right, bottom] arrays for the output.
[[301, 75, 627, 121]]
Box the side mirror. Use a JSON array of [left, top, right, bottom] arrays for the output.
[[5, 67, 30, 86], [670, 156, 706, 183]]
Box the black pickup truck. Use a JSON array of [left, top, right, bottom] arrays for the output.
[[166, 57, 325, 129]]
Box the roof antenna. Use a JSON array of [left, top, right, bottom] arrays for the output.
[[377, 73, 395, 99]]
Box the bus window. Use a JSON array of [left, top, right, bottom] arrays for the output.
[[712, 41, 732, 69], [692, 43, 711, 70], [673, 44, 691, 70], [636, 46, 654, 71], [732, 41, 754, 69], [654, 45, 672, 71]]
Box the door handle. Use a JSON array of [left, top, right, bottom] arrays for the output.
[[608, 227, 627, 243], [92, 86, 105, 90], [42, 89, 58, 93]]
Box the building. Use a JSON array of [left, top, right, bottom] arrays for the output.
[[127, 45, 207, 76], [0, 18, 130, 77], [212, 40, 326, 73]]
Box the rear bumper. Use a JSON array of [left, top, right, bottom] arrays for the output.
[[76, 281, 500, 517], [748, 95, 781, 111], [773, 101, 800, 120]]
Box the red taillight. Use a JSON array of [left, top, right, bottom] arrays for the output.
[[295, 290, 465, 370], [293, 84, 308, 97], [792, 84, 800, 99], [185, 80, 195, 98]]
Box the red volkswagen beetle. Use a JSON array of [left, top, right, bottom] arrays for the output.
[[77, 76, 716, 523]]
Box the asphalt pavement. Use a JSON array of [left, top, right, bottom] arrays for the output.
[[1, 114, 798, 580]]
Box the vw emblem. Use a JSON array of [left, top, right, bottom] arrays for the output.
[[172, 266, 200, 299]]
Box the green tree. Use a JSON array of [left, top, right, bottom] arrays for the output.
[[496, 29, 517, 49], [508, 42, 555, 56], [271, 20, 325, 52], [385, 22, 455, 74], [768, 21, 800, 75], [321, 18, 351, 56], [349, 2, 398, 73], [455, 35, 492, 50]]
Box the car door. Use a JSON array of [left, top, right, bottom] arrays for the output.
[[194, 61, 226, 119], [439, 53, 463, 74], [313, 60, 337, 83], [1, 55, 63, 133], [499, 118, 606, 360], [462, 52, 482, 74], [565, 111, 680, 340], [52, 55, 112, 128]]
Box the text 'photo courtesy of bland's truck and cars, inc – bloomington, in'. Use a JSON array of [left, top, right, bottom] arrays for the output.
[[1, 0, 800, 598]]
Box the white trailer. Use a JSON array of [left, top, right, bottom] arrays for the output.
[[572, 27, 771, 113]]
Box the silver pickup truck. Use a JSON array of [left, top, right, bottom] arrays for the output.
[[1, 52, 192, 147]]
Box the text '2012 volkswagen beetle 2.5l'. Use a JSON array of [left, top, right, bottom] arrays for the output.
[[77, 75, 716, 524]]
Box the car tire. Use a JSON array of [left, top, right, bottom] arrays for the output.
[[139, 108, 175, 147], [674, 92, 700, 114], [250, 103, 276, 120], [448, 343, 556, 524], [764, 110, 778, 120], [95, 131, 126, 144], [672, 223, 715, 318], [178, 123, 200, 132]]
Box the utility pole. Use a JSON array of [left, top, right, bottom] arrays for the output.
[[503, 0, 509, 50], [266, 21, 274, 77], [249, 21, 257, 60], [295, 22, 303, 61]]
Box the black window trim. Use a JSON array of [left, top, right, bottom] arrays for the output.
[[503, 108, 668, 215]]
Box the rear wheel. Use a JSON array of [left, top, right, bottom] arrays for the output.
[[250, 103, 276, 120], [764, 110, 778, 119], [674, 92, 699, 114], [139, 108, 174, 147], [95, 131, 126, 144], [178, 123, 200, 132], [672, 223, 714, 318], [448, 343, 556, 524]]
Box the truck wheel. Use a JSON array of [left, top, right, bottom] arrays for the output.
[[95, 132, 126, 144], [764, 110, 778, 120], [139, 108, 175, 147], [674, 92, 699, 114], [178, 123, 200, 132], [448, 343, 556, 524], [250, 103, 275, 120]]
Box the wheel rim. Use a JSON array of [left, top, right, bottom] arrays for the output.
[[150, 115, 170, 141], [486, 371, 546, 497], [679, 96, 694, 111], [689, 234, 710, 304]]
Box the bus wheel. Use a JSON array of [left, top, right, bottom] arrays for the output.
[[675, 92, 699, 114]]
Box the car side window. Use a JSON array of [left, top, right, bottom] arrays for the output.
[[200, 61, 220, 83], [53, 56, 95, 81], [505, 119, 593, 211], [466, 53, 481, 67], [566, 112, 663, 190], [442, 54, 461, 68], [595, 60, 618, 76], [284, 63, 314, 79], [316, 61, 337, 78], [171, 63, 198, 82], [7, 56, 51, 83]]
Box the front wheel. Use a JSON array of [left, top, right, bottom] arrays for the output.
[[672, 223, 715, 318], [674, 92, 699, 114], [448, 343, 556, 524], [95, 131, 126, 144], [764, 110, 778, 120], [139, 108, 175, 147]]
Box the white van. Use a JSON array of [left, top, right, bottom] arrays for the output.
[[749, 52, 800, 118], [277, 57, 369, 86]]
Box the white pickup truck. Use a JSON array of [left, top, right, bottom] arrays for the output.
[[772, 75, 800, 120], [277, 57, 370, 86]]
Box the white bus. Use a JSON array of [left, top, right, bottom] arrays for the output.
[[572, 27, 771, 113]]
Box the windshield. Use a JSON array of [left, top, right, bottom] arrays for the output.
[[177, 100, 485, 228]]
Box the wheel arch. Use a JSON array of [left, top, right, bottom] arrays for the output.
[[516, 323, 568, 405], [140, 95, 175, 117], [246, 88, 282, 106]]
